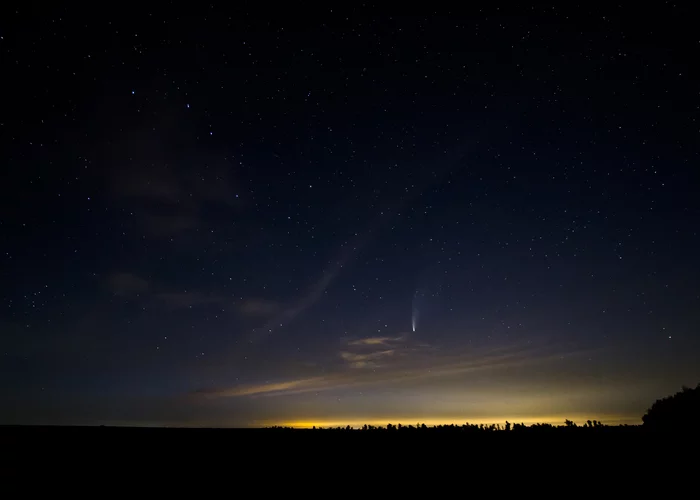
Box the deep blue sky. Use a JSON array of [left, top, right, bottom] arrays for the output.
[[1, 4, 698, 427]]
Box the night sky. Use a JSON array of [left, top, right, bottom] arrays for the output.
[[2, 5, 699, 428]]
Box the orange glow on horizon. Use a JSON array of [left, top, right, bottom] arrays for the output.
[[268, 414, 641, 429]]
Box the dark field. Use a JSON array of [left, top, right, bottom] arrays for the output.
[[2, 424, 693, 488], [0, 424, 679, 460]]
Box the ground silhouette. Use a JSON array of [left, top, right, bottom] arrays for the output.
[[1, 385, 696, 477]]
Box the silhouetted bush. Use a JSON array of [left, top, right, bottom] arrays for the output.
[[642, 383, 700, 431]]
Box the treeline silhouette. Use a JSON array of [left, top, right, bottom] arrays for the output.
[[266, 420, 625, 432], [267, 383, 700, 432]]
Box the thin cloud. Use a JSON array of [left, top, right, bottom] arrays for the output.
[[196, 341, 592, 399], [249, 250, 355, 340], [347, 336, 404, 346], [340, 349, 396, 369], [196, 378, 326, 398], [339, 350, 396, 362]]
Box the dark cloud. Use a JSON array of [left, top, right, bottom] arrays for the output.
[[107, 272, 150, 296], [153, 291, 231, 309], [141, 213, 200, 236], [105, 272, 231, 310], [110, 163, 242, 237], [237, 298, 282, 317], [104, 113, 245, 238]]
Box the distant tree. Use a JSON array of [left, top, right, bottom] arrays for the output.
[[642, 383, 700, 431]]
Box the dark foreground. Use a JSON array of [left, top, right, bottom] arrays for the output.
[[1, 425, 692, 483], [0, 424, 679, 451]]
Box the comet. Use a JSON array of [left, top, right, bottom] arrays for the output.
[[411, 291, 419, 332]]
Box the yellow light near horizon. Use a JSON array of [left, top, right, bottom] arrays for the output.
[[272, 414, 640, 429]]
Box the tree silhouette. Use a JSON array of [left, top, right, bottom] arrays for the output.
[[642, 383, 700, 431]]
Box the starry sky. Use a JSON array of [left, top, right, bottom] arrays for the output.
[[2, 5, 699, 428]]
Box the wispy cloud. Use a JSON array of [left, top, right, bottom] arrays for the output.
[[196, 378, 326, 398], [195, 341, 590, 399], [347, 336, 405, 347], [247, 194, 419, 341], [339, 335, 407, 368], [247, 242, 365, 341], [339, 349, 396, 369]]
